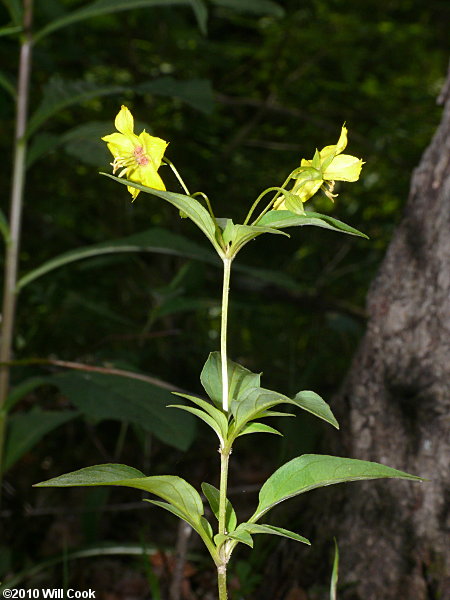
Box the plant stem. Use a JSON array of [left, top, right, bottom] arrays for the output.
[[218, 448, 230, 536], [0, 0, 34, 478], [220, 257, 232, 412], [217, 257, 233, 599], [217, 564, 228, 600]]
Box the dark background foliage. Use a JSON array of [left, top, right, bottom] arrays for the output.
[[0, 0, 448, 596]]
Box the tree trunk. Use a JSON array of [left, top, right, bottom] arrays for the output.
[[326, 66, 450, 600], [259, 66, 450, 600]]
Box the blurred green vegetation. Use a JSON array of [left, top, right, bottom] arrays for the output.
[[0, 0, 448, 593]]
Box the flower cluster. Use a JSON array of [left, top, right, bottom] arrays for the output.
[[102, 109, 363, 216]]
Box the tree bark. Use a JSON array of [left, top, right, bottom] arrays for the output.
[[327, 65, 450, 600], [259, 66, 450, 600]]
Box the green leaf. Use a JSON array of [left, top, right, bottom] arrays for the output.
[[26, 78, 126, 137], [228, 223, 289, 256], [222, 529, 253, 548], [17, 227, 217, 291], [3, 408, 80, 473], [221, 219, 236, 246], [200, 352, 261, 408], [211, 0, 284, 17], [237, 523, 310, 545], [145, 500, 214, 547], [200, 516, 214, 540], [330, 539, 339, 600], [213, 533, 228, 548], [230, 386, 291, 432], [101, 174, 224, 256], [258, 210, 368, 238], [253, 454, 422, 521], [27, 120, 124, 168], [0, 69, 16, 99], [0, 24, 22, 37], [201, 482, 237, 532], [26, 133, 62, 169], [237, 422, 282, 437], [34, 464, 205, 531], [171, 393, 228, 441], [136, 77, 214, 114], [5, 376, 51, 412], [144, 499, 188, 523], [169, 404, 224, 443], [0, 542, 161, 592], [257, 410, 295, 418], [292, 391, 339, 429], [34, 0, 208, 43], [2, 0, 22, 24], [52, 371, 196, 451], [0, 207, 11, 245]]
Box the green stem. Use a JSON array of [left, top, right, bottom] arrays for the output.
[[163, 157, 190, 195], [220, 258, 232, 412], [243, 186, 283, 226], [251, 169, 302, 225], [218, 448, 230, 536], [191, 191, 217, 223], [0, 0, 34, 481], [216, 257, 233, 599], [217, 564, 228, 600]]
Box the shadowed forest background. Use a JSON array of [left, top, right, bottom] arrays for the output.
[[0, 0, 449, 598]]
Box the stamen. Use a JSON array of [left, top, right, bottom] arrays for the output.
[[133, 145, 150, 167]]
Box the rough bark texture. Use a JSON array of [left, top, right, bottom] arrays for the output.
[[331, 66, 450, 600], [259, 67, 450, 600]]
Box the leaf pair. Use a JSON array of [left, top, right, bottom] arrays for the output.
[[102, 175, 367, 263], [34, 456, 420, 561], [173, 352, 338, 447]]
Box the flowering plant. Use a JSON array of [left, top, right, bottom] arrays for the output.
[[35, 107, 420, 599]]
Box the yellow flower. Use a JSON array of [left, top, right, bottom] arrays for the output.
[[274, 125, 364, 211], [102, 105, 168, 200]]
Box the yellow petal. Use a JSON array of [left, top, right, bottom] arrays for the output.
[[127, 185, 140, 201], [139, 164, 166, 191], [273, 196, 286, 210], [139, 131, 168, 169], [293, 178, 323, 202], [335, 125, 348, 154], [320, 125, 348, 159], [102, 132, 135, 157], [323, 154, 364, 182], [115, 105, 134, 135]]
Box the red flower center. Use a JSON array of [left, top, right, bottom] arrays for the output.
[[134, 145, 149, 166]]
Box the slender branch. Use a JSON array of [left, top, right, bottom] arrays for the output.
[[0, 0, 34, 477], [1, 358, 184, 412]]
